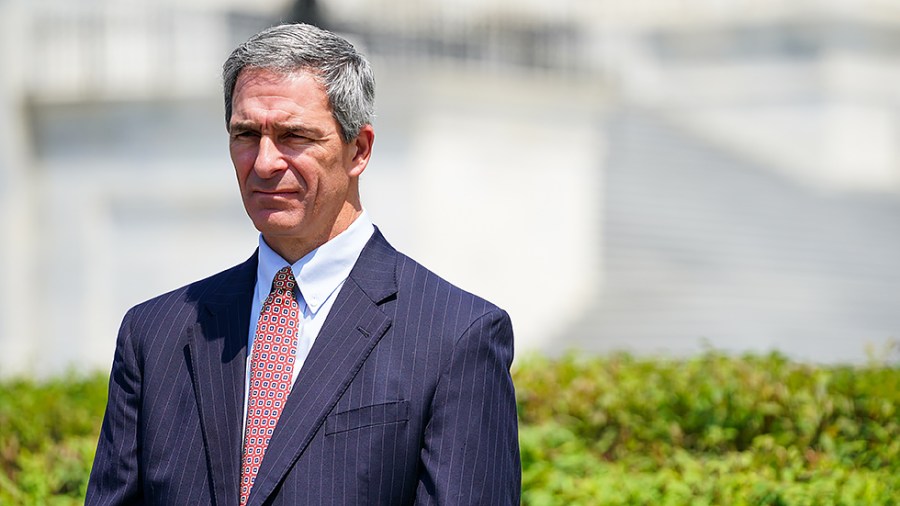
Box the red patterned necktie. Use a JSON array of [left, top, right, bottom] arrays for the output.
[[240, 266, 299, 505]]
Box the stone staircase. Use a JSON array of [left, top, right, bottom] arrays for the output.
[[563, 108, 900, 363]]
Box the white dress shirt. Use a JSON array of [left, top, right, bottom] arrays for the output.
[[243, 211, 375, 426]]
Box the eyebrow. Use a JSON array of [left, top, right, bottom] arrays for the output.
[[229, 120, 325, 138]]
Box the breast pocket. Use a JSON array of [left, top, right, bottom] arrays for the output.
[[325, 400, 410, 436]]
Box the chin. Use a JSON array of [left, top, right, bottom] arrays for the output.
[[254, 221, 305, 236], [250, 208, 305, 229]]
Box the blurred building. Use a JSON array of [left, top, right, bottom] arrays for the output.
[[1, 0, 898, 376]]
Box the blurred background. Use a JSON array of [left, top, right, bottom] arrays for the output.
[[1, 0, 898, 377]]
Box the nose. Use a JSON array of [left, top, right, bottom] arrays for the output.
[[253, 136, 288, 177]]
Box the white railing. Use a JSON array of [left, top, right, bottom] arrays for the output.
[[22, 2, 242, 101]]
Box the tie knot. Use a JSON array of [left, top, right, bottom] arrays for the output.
[[272, 266, 296, 292]]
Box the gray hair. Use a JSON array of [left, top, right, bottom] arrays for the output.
[[223, 23, 375, 142]]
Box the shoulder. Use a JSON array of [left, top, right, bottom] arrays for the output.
[[395, 251, 502, 315], [358, 230, 504, 314], [366, 234, 509, 341]]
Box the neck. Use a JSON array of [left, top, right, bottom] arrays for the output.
[[265, 204, 362, 264]]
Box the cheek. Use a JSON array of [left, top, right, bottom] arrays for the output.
[[290, 153, 332, 188], [232, 154, 250, 173], [230, 145, 256, 175]]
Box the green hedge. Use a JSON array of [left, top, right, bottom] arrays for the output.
[[517, 352, 899, 505], [1, 352, 898, 504], [0, 373, 107, 505]]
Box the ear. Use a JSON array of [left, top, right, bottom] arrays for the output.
[[346, 124, 375, 178]]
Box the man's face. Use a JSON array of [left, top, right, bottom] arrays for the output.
[[228, 68, 371, 258]]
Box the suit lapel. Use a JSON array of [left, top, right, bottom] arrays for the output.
[[247, 230, 398, 506], [187, 254, 257, 506]]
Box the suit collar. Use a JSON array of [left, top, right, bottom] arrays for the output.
[[345, 227, 399, 305], [187, 252, 258, 506]]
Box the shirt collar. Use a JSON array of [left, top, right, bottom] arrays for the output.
[[256, 210, 375, 314]]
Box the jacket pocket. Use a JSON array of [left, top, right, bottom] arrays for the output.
[[325, 400, 410, 436]]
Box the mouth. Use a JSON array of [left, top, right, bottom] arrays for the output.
[[254, 189, 298, 197]]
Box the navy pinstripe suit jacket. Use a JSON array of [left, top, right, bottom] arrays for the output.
[[87, 230, 520, 505]]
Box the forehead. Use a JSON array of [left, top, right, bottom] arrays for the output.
[[235, 66, 322, 90], [230, 68, 334, 124]]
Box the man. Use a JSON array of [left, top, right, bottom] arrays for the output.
[[86, 23, 520, 506]]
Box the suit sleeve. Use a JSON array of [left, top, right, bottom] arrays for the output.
[[86, 309, 144, 505], [414, 308, 521, 505]]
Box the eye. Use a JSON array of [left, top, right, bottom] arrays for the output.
[[285, 131, 311, 141], [230, 128, 259, 141]]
